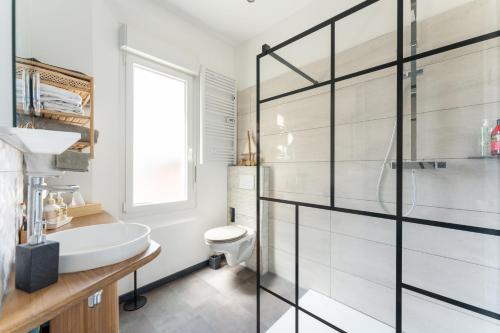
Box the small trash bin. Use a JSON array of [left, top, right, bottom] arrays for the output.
[[209, 254, 223, 270]]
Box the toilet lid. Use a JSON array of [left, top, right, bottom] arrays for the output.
[[205, 226, 248, 243]]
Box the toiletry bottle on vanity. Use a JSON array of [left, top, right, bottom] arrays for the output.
[[480, 119, 491, 157], [491, 119, 500, 156], [44, 193, 60, 228], [56, 192, 67, 222]]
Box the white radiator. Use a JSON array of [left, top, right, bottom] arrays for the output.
[[201, 68, 237, 164]]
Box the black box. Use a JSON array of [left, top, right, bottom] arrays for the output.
[[15, 240, 59, 293]]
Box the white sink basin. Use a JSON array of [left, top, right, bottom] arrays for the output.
[[46, 223, 151, 273]]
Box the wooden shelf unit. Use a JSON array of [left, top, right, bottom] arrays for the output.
[[15, 57, 95, 158]]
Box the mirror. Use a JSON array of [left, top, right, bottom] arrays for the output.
[[14, 0, 95, 158]]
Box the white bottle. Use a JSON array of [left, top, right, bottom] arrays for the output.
[[44, 193, 61, 227], [56, 192, 67, 222], [480, 119, 491, 157]]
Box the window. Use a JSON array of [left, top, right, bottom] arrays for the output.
[[124, 55, 195, 214]]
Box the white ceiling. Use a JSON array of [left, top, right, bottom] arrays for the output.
[[153, 0, 316, 45]]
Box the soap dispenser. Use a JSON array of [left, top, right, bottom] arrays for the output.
[[56, 192, 68, 222], [43, 193, 60, 228]]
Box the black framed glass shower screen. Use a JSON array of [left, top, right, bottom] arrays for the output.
[[256, 1, 500, 333]]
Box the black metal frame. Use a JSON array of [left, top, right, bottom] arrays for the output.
[[256, 0, 500, 332], [11, 0, 17, 127]]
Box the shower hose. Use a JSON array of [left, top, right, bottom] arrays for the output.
[[376, 120, 417, 217]]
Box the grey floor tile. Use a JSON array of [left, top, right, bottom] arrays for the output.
[[196, 293, 256, 333], [261, 273, 295, 302], [145, 286, 196, 332], [169, 272, 220, 308], [120, 264, 258, 333], [259, 291, 291, 332], [228, 281, 257, 315], [171, 315, 217, 333], [227, 265, 257, 282], [119, 310, 158, 333], [198, 268, 249, 295]]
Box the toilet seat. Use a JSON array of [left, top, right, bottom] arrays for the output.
[[204, 225, 256, 266], [204, 225, 248, 244]]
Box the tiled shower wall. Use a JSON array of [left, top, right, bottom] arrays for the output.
[[227, 166, 269, 273], [238, 1, 500, 331], [0, 141, 23, 308]]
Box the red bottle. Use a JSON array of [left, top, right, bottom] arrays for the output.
[[491, 119, 500, 156]]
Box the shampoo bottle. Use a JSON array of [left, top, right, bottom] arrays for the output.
[[491, 119, 500, 156]]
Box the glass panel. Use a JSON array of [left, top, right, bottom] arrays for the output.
[[403, 0, 500, 58], [261, 201, 295, 303], [335, 0, 397, 78], [330, 212, 396, 331], [334, 67, 406, 215], [260, 25, 331, 101], [403, 223, 500, 319], [402, 40, 500, 226], [261, 290, 295, 333], [296, 210, 396, 331], [403, 289, 500, 333], [298, 207, 332, 304], [260, 87, 331, 206], [132, 64, 188, 206]]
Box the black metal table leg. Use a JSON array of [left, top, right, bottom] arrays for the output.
[[123, 270, 147, 311]]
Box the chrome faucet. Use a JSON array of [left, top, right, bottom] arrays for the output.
[[27, 175, 79, 245]]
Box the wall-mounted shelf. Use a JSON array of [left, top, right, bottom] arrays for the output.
[[390, 161, 447, 169], [38, 109, 91, 126], [15, 57, 95, 158], [468, 155, 500, 159]]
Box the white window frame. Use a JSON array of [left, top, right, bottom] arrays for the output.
[[123, 54, 196, 216]]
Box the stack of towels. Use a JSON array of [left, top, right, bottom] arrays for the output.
[[16, 76, 30, 113], [40, 83, 84, 115], [16, 79, 85, 115]]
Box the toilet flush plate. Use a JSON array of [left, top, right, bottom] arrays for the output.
[[239, 175, 255, 190]]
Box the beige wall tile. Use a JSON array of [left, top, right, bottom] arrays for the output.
[[265, 162, 330, 198], [417, 46, 500, 113], [261, 127, 330, 163], [332, 233, 396, 288], [403, 291, 500, 333], [261, 92, 330, 137], [404, 223, 500, 269], [332, 212, 395, 246], [412, 0, 500, 56], [332, 269, 396, 327], [403, 249, 500, 313]]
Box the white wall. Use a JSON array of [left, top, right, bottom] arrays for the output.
[[0, 0, 13, 127], [90, 0, 235, 294], [13, 0, 235, 295]]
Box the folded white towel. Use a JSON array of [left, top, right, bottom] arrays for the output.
[[40, 96, 82, 107], [43, 101, 83, 114], [40, 83, 82, 104]]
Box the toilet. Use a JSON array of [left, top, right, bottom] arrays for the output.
[[204, 225, 256, 266]]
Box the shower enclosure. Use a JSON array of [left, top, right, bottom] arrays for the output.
[[253, 0, 500, 332]]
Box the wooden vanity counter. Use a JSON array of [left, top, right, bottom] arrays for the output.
[[0, 212, 161, 333]]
